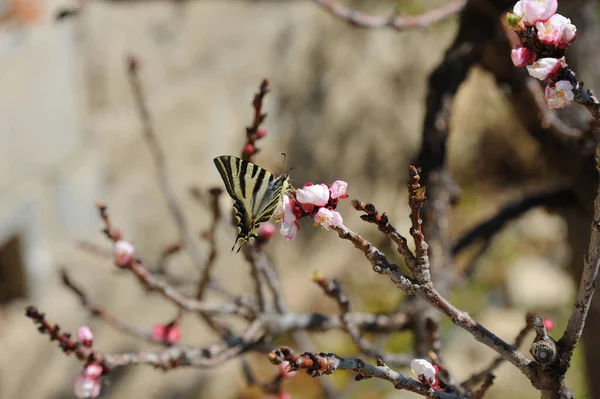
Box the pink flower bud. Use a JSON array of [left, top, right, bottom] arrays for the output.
[[279, 361, 297, 378], [256, 129, 267, 139], [313, 208, 343, 230], [329, 180, 349, 199], [511, 47, 536, 68], [277, 392, 292, 399], [113, 240, 134, 267], [258, 222, 277, 239], [526, 57, 564, 80], [151, 324, 165, 342], [152, 323, 181, 344], [166, 326, 181, 344], [544, 80, 574, 109], [296, 183, 330, 207], [77, 326, 94, 347], [243, 143, 256, 156], [543, 317, 555, 331]]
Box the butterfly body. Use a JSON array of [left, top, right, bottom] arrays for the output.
[[213, 155, 290, 252]]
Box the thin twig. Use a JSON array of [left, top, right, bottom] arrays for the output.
[[352, 199, 416, 270], [196, 187, 223, 299], [313, 272, 409, 365], [311, 0, 465, 31], [268, 347, 464, 399], [60, 269, 154, 341], [96, 203, 253, 318], [26, 306, 264, 369], [126, 54, 205, 272]]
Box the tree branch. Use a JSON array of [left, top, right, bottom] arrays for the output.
[[311, 0, 465, 31], [126, 55, 206, 272], [268, 346, 464, 399]]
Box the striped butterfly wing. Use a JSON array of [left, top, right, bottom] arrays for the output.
[[213, 155, 289, 252]]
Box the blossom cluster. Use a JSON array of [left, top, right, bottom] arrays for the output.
[[276, 180, 348, 240], [508, 0, 577, 109]]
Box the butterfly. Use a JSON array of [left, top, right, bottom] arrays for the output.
[[213, 155, 290, 252]]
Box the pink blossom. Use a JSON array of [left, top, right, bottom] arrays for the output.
[[258, 222, 277, 239], [296, 183, 330, 207], [544, 80, 574, 109], [152, 324, 181, 344], [410, 358, 436, 385], [513, 0, 557, 25], [276, 196, 300, 240], [77, 326, 94, 347], [511, 47, 536, 68], [313, 208, 343, 230], [526, 57, 564, 80], [277, 393, 292, 399], [74, 366, 102, 398], [279, 361, 297, 378], [113, 240, 134, 267], [536, 14, 576, 48], [329, 180, 348, 199]]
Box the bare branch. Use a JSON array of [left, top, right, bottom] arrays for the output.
[[126, 54, 205, 272], [313, 272, 411, 366], [60, 269, 154, 342], [462, 313, 535, 389], [311, 0, 465, 31], [268, 347, 464, 399]]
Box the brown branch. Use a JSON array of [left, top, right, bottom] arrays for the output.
[[126, 54, 205, 272], [25, 306, 88, 360], [558, 145, 600, 368], [474, 374, 495, 399], [259, 311, 411, 335], [452, 186, 576, 280], [268, 347, 464, 399], [155, 242, 182, 275], [313, 272, 409, 365], [26, 306, 264, 370], [60, 269, 154, 341], [408, 166, 430, 284], [332, 219, 533, 378], [351, 199, 416, 270], [242, 78, 270, 161], [95, 203, 252, 318], [196, 187, 223, 299], [311, 0, 465, 31], [462, 312, 535, 388]]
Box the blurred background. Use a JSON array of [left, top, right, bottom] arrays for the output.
[[0, 0, 597, 398]]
